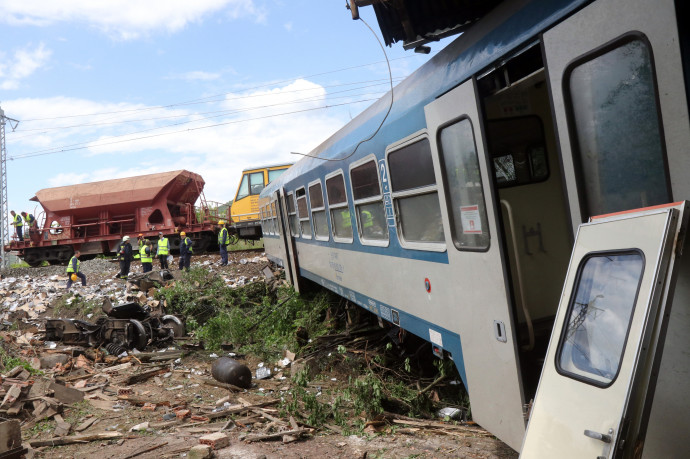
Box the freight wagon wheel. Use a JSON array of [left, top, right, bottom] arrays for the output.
[[161, 315, 185, 338], [127, 319, 148, 351], [23, 249, 43, 267]]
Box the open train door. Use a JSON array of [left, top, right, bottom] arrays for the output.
[[521, 202, 688, 458], [424, 79, 526, 449], [278, 187, 302, 292]]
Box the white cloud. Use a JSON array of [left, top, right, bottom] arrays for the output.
[[284, 22, 293, 32], [0, 43, 51, 90], [0, 0, 268, 40], [6, 78, 354, 204]]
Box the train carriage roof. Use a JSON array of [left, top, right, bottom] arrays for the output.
[[263, 0, 588, 198]]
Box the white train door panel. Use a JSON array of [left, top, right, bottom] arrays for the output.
[[543, 0, 690, 228], [425, 80, 526, 450], [521, 203, 687, 458]]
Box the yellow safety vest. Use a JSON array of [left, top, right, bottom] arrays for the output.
[[66, 256, 80, 273], [139, 246, 152, 263], [157, 237, 169, 256], [14, 214, 22, 227], [218, 228, 230, 246]]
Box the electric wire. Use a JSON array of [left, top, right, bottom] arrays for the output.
[[290, 14, 394, 162], [10, 77, 405, 134], [8, 98, 380, 160], [18, 56, 418, 122]]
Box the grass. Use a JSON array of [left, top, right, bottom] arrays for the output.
[[0, 346, 41, 375], [228, 238, 264, 251]]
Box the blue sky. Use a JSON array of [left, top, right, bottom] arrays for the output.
[[0, 0, 447, 229]]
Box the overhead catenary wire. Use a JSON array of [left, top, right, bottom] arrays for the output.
[[9, 77, 405, 135], [8, 88, 389, 159], [8, 98, 380, 160], [290, 14, 394, 163], [17, 56, 420, 123]]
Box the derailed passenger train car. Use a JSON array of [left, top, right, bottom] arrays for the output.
[[260, 0, 690, 456]]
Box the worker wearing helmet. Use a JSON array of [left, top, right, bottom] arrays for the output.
[[179, 231, 193, 271], [66, 251, 86, 289], [217, 221, 230, 266], [156, 232, 169, 270], [116, 235, 134, 279], [10, 211, 23, 241]]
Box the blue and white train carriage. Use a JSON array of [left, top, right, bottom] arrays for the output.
[[259, 0, 690, 456]]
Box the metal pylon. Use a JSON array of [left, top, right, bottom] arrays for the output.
[[0, 106, 20, 270]]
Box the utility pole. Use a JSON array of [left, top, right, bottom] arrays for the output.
[[0, 105, 20, 270]]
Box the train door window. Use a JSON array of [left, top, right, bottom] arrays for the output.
[[326, 171, 353, 243], [556, 251, 644, 386], [309, 180, 329, 241], [287, 192, 299, 237], [350, 156, 388, 245], [438, 118, 490, 250], [387, 136, 446, 250], [271, 201, 280, 236], [296, 187, 311, 239], [565, 37, 670, 217]]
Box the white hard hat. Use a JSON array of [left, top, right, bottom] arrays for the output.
[[123, 235, 130, 241]]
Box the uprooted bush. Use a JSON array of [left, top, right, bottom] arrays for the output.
[[155, 267, 336, 360]]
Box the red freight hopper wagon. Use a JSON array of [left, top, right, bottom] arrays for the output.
[[6, 170, 223, 266]]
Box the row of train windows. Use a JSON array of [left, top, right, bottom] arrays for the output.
[[260, 117, 492, 252]]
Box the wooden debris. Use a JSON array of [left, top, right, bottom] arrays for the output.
[[202, 379, 244, 392], [120, 442, 168, 459], [122, 367, 167, 385], [28, 431, 123, 447], [244, 428, 311, 443], [75, 417, 99, 432], [53, 414, 71, 437]]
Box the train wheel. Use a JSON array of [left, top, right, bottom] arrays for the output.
[[161, 315, 185, 337], [127, 319, 148, 351], [23, 249, 43, 267]]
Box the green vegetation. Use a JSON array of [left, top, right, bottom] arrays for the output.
[[157, 266, 469, 432], [228, 238, 263, 251], [156, 267, 332, 360], [0, 346, 40, 375], [52, 293, 102, 318]]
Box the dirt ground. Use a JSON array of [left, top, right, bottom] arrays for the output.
[[1, 250, 518, 459]]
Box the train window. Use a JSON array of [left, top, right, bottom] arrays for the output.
[[271, 201, 280, 236], [566, 37, 670, 217], [309, 181, 329, 241], [296, 187, 311, 239], [487, 117, 548, 188], [350, 158, 388, 244], [326, 172, 353, 242], [237, 175, 250, 200], [556, 251, 644, 387], [438, 118, 490, 251], [286, 192, 299, 237], [249, 172, 265, 195], [268, 168, 287, 183], [388, 138, 446, 248]]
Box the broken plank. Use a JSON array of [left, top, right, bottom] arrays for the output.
[[244, 428, 311, 443], [122, 367, 166, 386], [202, 379, 244, 392], [28, 431, 122, 447], [119, 441, 168, 459]]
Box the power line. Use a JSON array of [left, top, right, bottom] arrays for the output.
[[9, 77, 404, 135], [17, 56, 420, 122], [8, 98, 379, 160]]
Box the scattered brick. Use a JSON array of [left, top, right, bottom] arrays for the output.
[[188, 444, 212, 459], [190, 415, 209, 422], [175, 409, 191, 419], [199, 432, 230, 450], [142, 403, 156, 411]]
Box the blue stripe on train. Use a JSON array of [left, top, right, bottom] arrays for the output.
[[300, 267, 468, 391]]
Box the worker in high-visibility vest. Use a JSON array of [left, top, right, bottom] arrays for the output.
[[179, 232, 193, 271], [217, 221, 230, 266], [156, 232, 169, 270], [140, 240, 153, 273], [66, 251, 86, 289], [10, 210, 23, 241]]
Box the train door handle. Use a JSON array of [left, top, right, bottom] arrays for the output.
[[584, 429, 612, 443]]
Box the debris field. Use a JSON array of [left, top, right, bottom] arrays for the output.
[[0, 251, 516, 458]]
